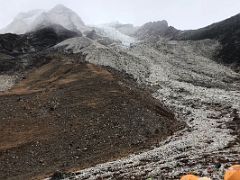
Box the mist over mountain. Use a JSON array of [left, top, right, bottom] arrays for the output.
[[0, 4, 87, 34]]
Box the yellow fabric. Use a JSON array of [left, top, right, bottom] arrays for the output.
[[224, 165, 240, 180], [180, 174, 199, 180]]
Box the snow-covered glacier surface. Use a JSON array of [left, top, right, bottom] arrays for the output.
[[94, 25, 136, 47], [54, 38, 240, 179]]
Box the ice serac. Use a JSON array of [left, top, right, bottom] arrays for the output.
[[103, 22, 139, 36], [0, 4, 88, 34], [95, 24, 136, 46]]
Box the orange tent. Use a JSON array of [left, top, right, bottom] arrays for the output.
[[224, 165, 240, 180], [180, 174, 199, 180]]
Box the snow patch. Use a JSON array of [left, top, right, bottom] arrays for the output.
[[95, 24, 136, 47]]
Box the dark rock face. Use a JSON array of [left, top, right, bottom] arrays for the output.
[[134, 14, 240, 69], [179, 13, 240, 67], [0, 25, 80, 72], [85, 29, 100, 40], [0, 33, 22, 55], [0, 25, 80, 56], [135, 20, 180, 40], [27, 25, 81, 52], [0, 53, 17, 72]]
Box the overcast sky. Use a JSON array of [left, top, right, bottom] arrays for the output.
[[0, 0, 240, 30]]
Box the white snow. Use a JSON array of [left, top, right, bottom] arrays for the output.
[[0, 10, 44, 34], [0, 4, 87, 34], [17, 10, 44, 25], [94, 24, 136, 47]]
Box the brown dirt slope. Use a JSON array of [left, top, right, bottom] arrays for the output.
[[0, 58, 184, 180]]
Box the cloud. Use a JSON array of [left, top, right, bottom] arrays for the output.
[[0, 0, 240, 30]]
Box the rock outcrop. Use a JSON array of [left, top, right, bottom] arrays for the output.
[[178, 13, 240, 68], [0, 25, 80, 72], [135, 20, 180, 41]]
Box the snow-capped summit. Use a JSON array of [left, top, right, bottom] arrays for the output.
[[0, 4, 88, 34], [36, 4, 87, 32], [51, 4, 69, 11], [0, 9, 44, 34]]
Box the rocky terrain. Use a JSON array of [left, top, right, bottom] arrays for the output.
[[0, 56, 183, 180], [134, 14, 240, 71], [135, 20, 179, 41], [0, 25, 80, 74], [178, 13, 240, 69], [0, 74, 19, 91], [52, 35, 240, 179], [0, 4, 240, 180]]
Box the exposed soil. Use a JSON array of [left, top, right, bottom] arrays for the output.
[[0, 59, 183, 180]]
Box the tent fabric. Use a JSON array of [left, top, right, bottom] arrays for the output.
[[180, 174, 199, 180], [224, 165, 240, 180]]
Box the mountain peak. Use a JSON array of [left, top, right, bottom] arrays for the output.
[[0, 4, 87, 34], [51, 4, 72, 12]]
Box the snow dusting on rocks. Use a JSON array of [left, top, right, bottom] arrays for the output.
[[54, 37, 240, 179], [0, 75, 19, 92]]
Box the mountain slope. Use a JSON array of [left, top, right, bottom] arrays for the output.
[[0, 5, 240, 180], [54, 36, 240, 179], [0, 57, 182, 180], [0, 25, 80, 73], [134, 14, 240, 69], [0, 25, 79, 56], [179, 13, 240, 67]]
